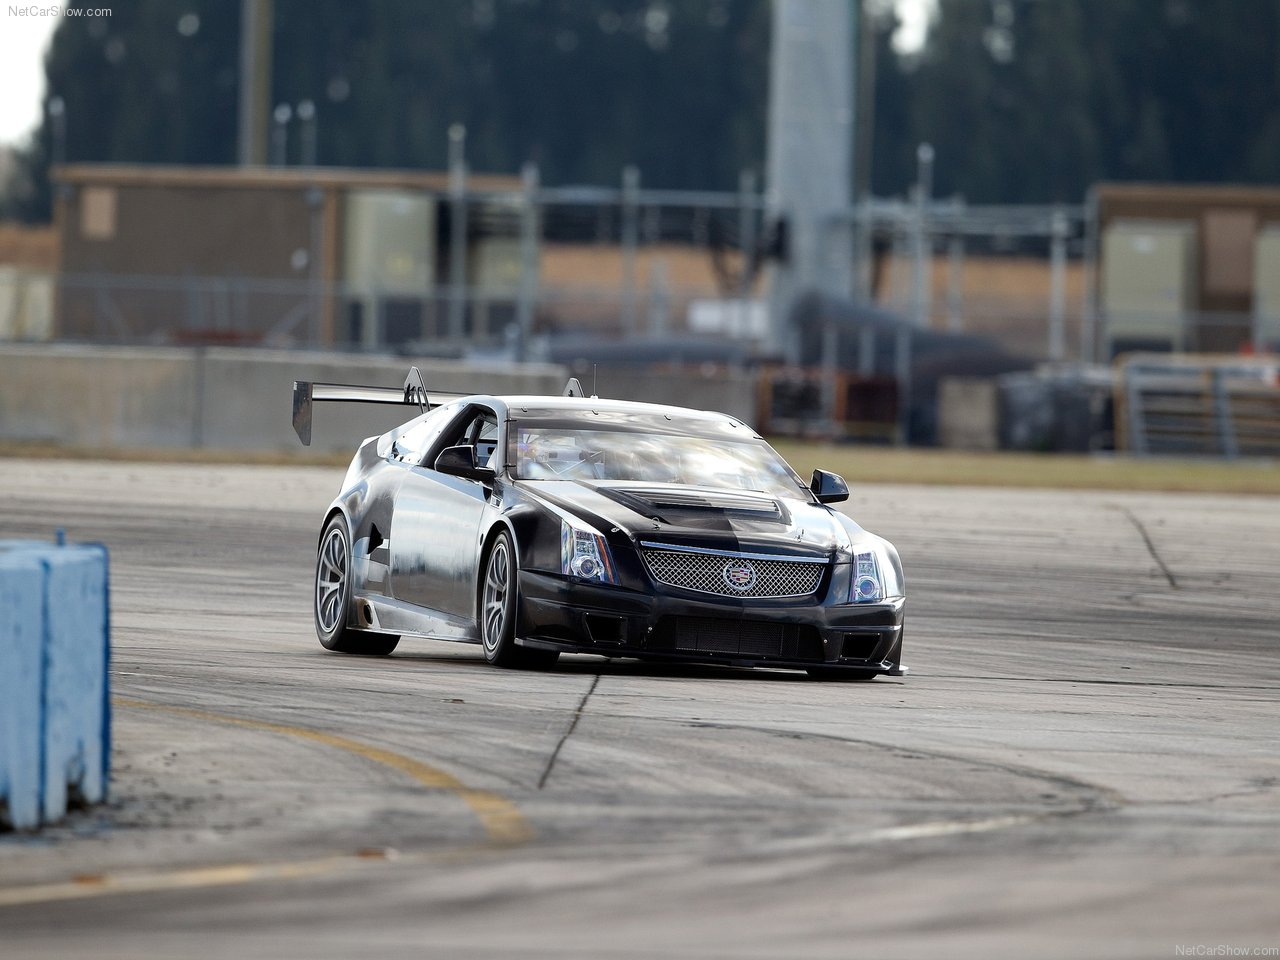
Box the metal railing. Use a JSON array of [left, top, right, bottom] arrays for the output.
[[21, 175, 1277, 376], [1116, 354, 1280, 457]]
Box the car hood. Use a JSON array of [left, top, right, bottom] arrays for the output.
[[521, 479, 859, 558]]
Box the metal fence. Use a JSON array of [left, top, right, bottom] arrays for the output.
[[2, 195, 1102, 359], [4, 173, 1275, 371], [1116, 354, 1280, 457]]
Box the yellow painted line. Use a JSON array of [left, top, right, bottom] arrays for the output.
[[113, 697, 533, 846], [0, 699, 532, 909], [0, 846, 493, 909], [0, 856, 351, 908]]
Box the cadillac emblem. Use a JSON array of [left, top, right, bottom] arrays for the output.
[[722, 560, 758, 592]]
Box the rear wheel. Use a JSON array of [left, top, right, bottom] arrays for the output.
[[480, 531, 558, 670], [315, 515, 399, 656]]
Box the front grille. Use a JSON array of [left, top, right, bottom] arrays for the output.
[[640, 545, 825, 599], [649, 616, 824, 660]]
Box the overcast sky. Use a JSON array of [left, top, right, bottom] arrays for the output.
[[1, 4, 64, 147], [0, 0, 934, 149]]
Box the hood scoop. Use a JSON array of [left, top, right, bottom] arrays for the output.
[[595, 485, 784, 523]]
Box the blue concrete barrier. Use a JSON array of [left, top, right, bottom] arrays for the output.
[[0, 538, 110, 831], [0, 552, 44, 830]]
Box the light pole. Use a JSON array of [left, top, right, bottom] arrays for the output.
[[621, 165, 640, 337], [48, 96, 67, 167], [515, 162, 540, 362], [911, 141, 934, 330], [296, 100, 317, 166], [1048, 209, 1069, 362], [271, 103, 292, 166], [447, 123, 468, 340]]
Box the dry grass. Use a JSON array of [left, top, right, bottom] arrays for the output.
[[771, 440, 1280, 497], [0, 441, 349, 468]]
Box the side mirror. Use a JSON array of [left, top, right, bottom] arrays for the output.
[[434, 445, 496, 482], [810, 469, 849, 504]]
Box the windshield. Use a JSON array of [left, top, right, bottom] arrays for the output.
[[514, 426, 809, 500]]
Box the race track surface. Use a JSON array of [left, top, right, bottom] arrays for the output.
[[1, 459, 1277, 959]]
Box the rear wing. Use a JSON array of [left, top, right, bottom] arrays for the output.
[[291, 368, 590, 445], [291, 366, 468, 445]]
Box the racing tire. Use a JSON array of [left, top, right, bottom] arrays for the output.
[[480, 530, 559, 670], [315, 515, 399, 656]]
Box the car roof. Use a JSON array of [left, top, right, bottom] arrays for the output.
[[419, 394, 758, 439], [492, 395, 739, 423]]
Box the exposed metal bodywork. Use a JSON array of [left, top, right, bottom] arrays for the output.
[[306, 383, 907, 677]]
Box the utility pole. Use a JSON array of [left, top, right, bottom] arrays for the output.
[[238, 0, 273, 166], [621, 166, 640, 337], [447, 124, 468, 341], [514, 162, 540, 362], [766, 0, 857, 363], [910, 142, 934, 329], [1048, 209, 1068, 362], [738, 168, 758, 337]]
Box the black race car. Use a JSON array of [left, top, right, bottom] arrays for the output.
[[293, 370, 906, 679]]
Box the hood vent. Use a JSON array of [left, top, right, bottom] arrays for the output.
[[598, 485, 783, 521]]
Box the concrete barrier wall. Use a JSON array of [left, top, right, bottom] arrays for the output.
[[0, 539, 110, 831], [0, 344, 571, 453], [0, 344, 198, 448], [195, 348, 573, 451], [0, 344, 762, 453]]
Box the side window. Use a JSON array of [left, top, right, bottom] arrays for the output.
[[471, 418, 499, 467], [431, 404, 502, 470], [392, 403, 456, 463]]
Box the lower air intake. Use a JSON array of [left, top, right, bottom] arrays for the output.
[[839, 633, 883, 661], [649, 617, 823, 661]]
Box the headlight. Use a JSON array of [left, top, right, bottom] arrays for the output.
[[561, 520, 618, 584], [852, 551, 883, 602], [848, 541, 903, 603]]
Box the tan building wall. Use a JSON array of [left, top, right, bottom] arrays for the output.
[[1095, 182, 1280, 352], [0, 225, 59, 270], [50, 165, 519, 346]]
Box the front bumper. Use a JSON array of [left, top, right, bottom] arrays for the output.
[[516, 571, 905, 674]]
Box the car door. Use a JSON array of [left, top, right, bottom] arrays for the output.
[[389, 403, 501, 622]]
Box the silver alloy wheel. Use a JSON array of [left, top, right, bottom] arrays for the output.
[[316, 526, 348, 634], [482, 537, 510, 653]]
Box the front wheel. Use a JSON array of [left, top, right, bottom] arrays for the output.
[[315, 515, 399, 656], [480, 530, 558, 670]]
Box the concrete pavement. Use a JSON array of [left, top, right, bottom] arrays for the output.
[[0, 459, 1277, 959]]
